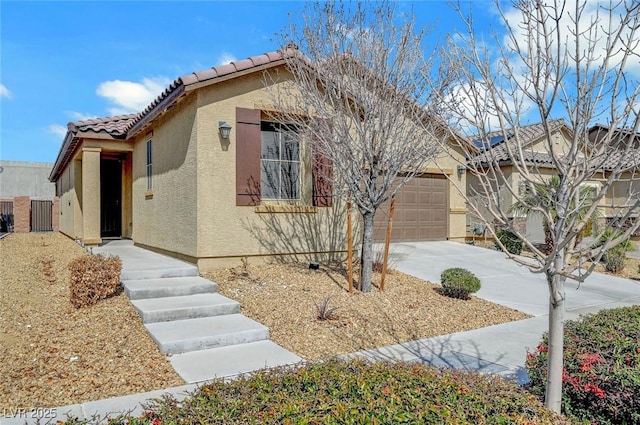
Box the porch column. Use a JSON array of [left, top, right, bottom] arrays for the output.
[[82, 147, 102, 245]]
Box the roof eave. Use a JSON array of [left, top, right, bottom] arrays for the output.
[[49, 130, 77, 182]]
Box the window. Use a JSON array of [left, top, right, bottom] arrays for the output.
[[260, 122, 300, 200], [146, 139, 152, 190]]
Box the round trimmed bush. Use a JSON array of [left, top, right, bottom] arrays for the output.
[[526, 306, 640, 424], [440, 267, 481, 300]]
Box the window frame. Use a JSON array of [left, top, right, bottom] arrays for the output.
[[146, 138, 153, 191], [260, 121, 301, 201]]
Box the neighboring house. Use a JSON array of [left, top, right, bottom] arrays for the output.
[[466, 120, 640, 242], [49, 48, 469, 270], [466, 119, 573, 243], [588, 125, 640, 237], [0, 161, 55, 199]]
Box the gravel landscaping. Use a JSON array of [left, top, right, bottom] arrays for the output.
[[0, 233, 183, 410], [2, 232, 530, 410], [205, 262, 530, 360]]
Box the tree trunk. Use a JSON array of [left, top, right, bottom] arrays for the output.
[[544, 267, 566, 413], [360, 210, 375, 292]]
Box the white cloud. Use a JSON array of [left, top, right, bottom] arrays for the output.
[[0, 83, 12, 99], [501, 0, 640, 77], [48, 124, 68, 138], [66, 111, 98, 121], [96, 77, 171, 115], [445, 80, 535, 135], [216, 52, 236, 65]]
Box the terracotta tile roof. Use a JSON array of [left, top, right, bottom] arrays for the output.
[[469, 121, 640, 171], [68, 113, 139, 138], [124, 48, 296, 136], [589, 125, 640, 170], [51, 49, 296, 181], [470, 119, 568, 166]]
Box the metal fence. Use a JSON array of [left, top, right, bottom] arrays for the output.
[[0, 201, 13, 233], [31, 200, 53, 232]]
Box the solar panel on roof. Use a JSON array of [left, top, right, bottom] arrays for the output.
[[471, 133, 513, 150]]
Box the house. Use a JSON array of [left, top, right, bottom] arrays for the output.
[[49, 48, 469, 270], [588, 125, 640, 238], [466, 120, 640, 242], [466, 119, 573, 243]]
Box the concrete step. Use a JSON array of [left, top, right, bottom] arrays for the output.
[[131, 293, 240, 323], [121, 265, 199, 281], [124, 276, 218, 300], [145, 314, 269, 354], [169, 340, 302, 383]]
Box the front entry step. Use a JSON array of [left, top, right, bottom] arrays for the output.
[[169, 340, 302, 383], [145, 314, 270, 354], [131, 293, 240, 323], [124, 276, 217, 300], [120, 265, 199, 281]]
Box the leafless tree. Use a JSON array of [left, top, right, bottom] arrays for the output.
[[269, 1, 449, 292], [436, 0, 640, 412]]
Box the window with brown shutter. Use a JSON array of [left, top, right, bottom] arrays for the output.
[[236, 107, 333, 207], [312, 146, 333, 207], [236, 107, 261, 205]]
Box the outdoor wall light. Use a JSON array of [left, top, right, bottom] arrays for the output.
[[218, 121, 232, 139], [457, 164, 467, 177]]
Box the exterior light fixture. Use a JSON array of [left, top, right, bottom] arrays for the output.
[[457, 164, 467, 177], [218, 121, 232, 139]]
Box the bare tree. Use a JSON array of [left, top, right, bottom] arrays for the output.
[[269, 1, 450, 292], [437, 0, 640, 412]]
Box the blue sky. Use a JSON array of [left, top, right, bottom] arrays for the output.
[[0, 1, 495, 163]]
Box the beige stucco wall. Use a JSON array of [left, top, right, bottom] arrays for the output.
[[528, 129, 572, 154], [193, 72, 346, 269], [130, 94, 199, 258], [421, 144, 468, 241], [597, 170, 640, 217], [57, 160, 75, 239]]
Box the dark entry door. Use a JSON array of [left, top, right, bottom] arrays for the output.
[[101, 159, 122, 237]]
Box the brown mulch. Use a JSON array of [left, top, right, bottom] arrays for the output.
[[0, 233, 183, 410], [205, 263, 530, 361]]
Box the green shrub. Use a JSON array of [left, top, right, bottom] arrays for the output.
[[440, 267, 481, 300], [603, 247, 626, 273], [593, 229, 633, 274], [59, 359, 567, 424], [526, 306, 640, 424], [494, 228, 523, 255], [69, 254, 122, 308]]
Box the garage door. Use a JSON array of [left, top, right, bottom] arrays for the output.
[[373, 174, 448, 242]]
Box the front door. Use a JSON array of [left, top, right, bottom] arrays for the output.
[[101, 159, 122, 237]]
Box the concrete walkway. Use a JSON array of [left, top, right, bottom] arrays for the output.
[[3, 241, 639, 424], [353, 241, 640, 383]]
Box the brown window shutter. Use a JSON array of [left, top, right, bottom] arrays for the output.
[[312, 146, 333, 207], [236, 107, 261, 205]]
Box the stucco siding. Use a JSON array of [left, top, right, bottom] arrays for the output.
[[600, 171, 640, 217], [194, 73, 347, 264], [131, 95, 199, 257], [57, 162, 75, 238]]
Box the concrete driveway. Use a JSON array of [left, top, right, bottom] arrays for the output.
[[389, 240, 640, 318], [356, 241, 640, 383]]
